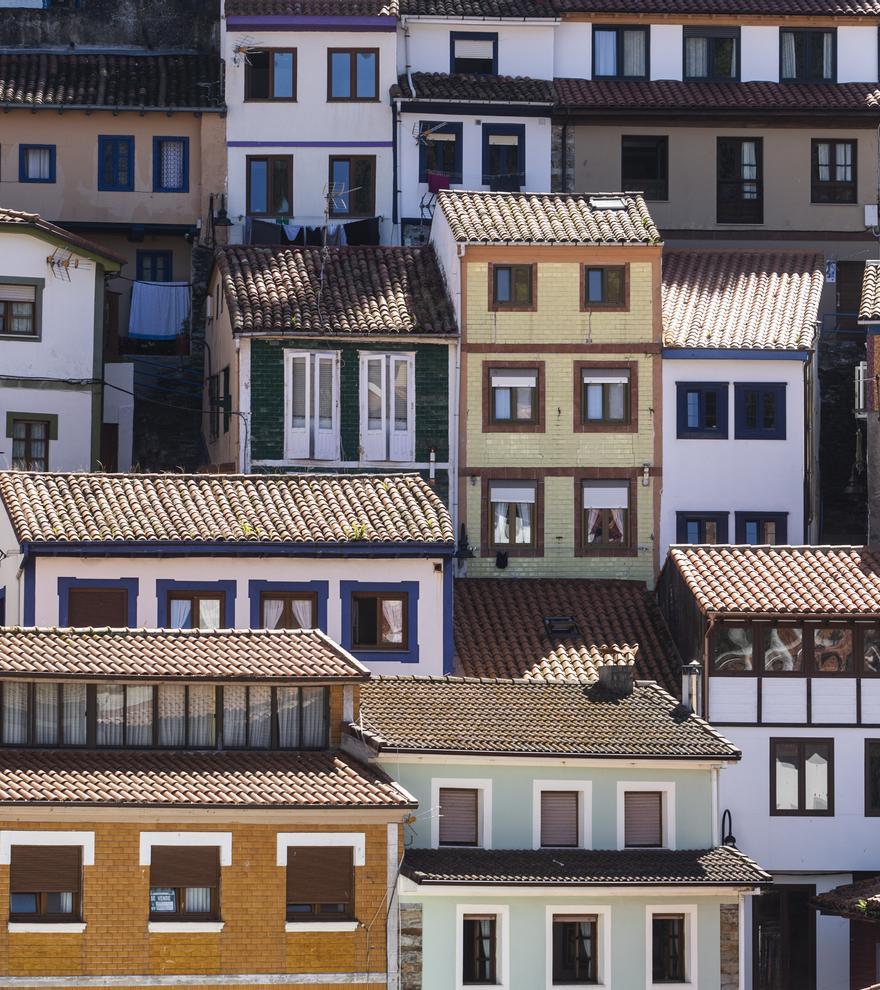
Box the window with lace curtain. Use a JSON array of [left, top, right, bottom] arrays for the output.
[[780, 29, 835, 82], [351, 593, 407, 650], [167, 593, 224, 630], [153, 137, 189, 193], [592, 25, 648, 80], [582, 480, 629, 549], [811, 139, 856, 203], [0, 284, 37, 337]]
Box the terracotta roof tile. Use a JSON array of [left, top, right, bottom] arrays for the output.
[[0, 52, 223, 111], [667, 545, 880, 615], [355, 678, 738, 758], [215, 245, 457, 337], [554, 78, 880, 114], [0, 206, 125, 266], [814, 876, 880, 921], [662, 251, 823, 351], [454, 578, 680, 693], [0, 627, 367, 682], [402, 846, 770, 886], [394, 72, 555, 104], [226, 0, 397, 13], [0, 472, 454, 546], [436, 190, 661, 245], [860, 260, 880, 322], [400, 0, 555, 15], [556, 0, 879, 11], [0, 749, 413, 809]]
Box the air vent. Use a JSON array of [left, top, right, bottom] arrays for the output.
[[589, 196, 626, 210], [544, 615, 580, 638]]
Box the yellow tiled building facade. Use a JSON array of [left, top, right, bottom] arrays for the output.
[[459, 243, 663, 583]]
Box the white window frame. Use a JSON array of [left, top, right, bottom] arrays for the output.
[[532, 780, 592, 850], [645, 904, 697, 990], [283, 349, 341, 461], [358, 351, 416, 463], [544, 904, 611, 990], [140, 831, 231, 933], [616, 782, 676, 851], [456, 903, 509, 990], [1, 830, 94, 934], [276, 832, 364, 932], [431, 777, 493, 849]]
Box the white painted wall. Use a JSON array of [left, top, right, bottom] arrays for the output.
[[428, 202, 461, 331], [103, 362, 134, 473], [651, 25, 683, 81], [838, 26, 879, 84], [554, 21, 590, 80], [405, 21, 556, 80], [740, 26, 780, 83], [0, 387, 92, 473], [660, 357, 806, 557]]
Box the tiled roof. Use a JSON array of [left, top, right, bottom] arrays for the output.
[[401, 846, 770, 887], [0, 628, 367, 682], [0, 749, 414, 809], [454, 578, 680, 693], [226, 0, 396, 12], [662, 251, 823, 351], [355, 678, 738, 759], [394, 72, 555, 104], [814, 876, 880, 921], [215, 245, 457, 337], [555, 0, 880, 12], [554, 78, 880, 114], [436, 190, 661, 245], [860, 260, 880, 323], [400, 0, 556, 15], [0, 206, 125, 266], [667, 545, 880, 616], [0, 52, 223, 111], [0, 472, 454, 547]]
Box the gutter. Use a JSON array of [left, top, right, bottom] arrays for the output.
[[19, 540, 457, 559], [0, 103, 225, 114]]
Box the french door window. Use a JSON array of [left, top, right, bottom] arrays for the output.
[[717, 138, 762, 224], [284, 351, 340, 460], [359, 353, 415, 462]]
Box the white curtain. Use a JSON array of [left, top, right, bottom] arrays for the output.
[[292, 599, 313, 628], [610, 508, 626, 542], [34, 683, 58, 745], [248, 686, 271, 748], [741, 142, 757, 199], [836, 141, 852, 181], [198, 598, 222, 630], [262, 598, 285, 630], [96, 684, 124, 746], [515, 502, 532, 544], [62, 683, 87, 745], [318, 359, 333, 431], [186, 887, 212, 913], [381, 599, 404, 644], [781, 32, 796, 78], [622, 30, 645, 76], [493, 501, 509, 544], [222, 685, 247, 748], [2, 683, 28, 744], [169, 599, 192, 629], [301, 687, 326, 748], [587, 508, 600, 544], [188, 685, 216, 747], [775, 749, 799, 810], [127, 685, 153, 746], [394, 359, 409, 431], [158, 684, 186, 747], [291, 356, 307, 429], [816, 141, 830, 182], [805, 748, 829, 810], [27, 147, 51, 180], [822, 31, 833, 79], [594, 30, 617, 76], [685, 37, 707, 78], [277, 687, 300, 747]]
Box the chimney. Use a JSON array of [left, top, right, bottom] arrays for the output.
[[681, 660, 703, 715], [597, 662, 633, 698]]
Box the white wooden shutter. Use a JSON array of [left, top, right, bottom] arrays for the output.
[[624, 791, 663, 847], [360, 354, 387, 461], [313, 353, 339, 460], [285, 352, 311, 459], [439, 787, 479, 846], [540, 791, 579, 847], [389, 354, 415, 462]]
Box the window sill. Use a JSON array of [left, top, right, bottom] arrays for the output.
[[285, 921, 359, 933], [148, 921, 224, 933], [8, 922, 86, 933]]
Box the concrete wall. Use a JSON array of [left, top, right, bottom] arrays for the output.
[[403, 21, 556, 79]]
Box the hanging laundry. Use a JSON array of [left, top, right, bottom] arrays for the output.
[[128, 281, 191, 340]]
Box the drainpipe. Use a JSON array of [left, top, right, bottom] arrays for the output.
[[403, 17, 416, 99], [560, 120, 569, 193], [392, 96, 400, 240]]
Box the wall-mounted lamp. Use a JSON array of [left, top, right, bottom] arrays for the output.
[[642, 463, 651, 487]]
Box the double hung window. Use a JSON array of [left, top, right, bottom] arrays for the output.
[[286, 846, 353, 921], [717, 138, 763, 224], [489, 481, 536, 548], [781, 29, 834, 82], [284, 351, 340, 460], [488, 368, 538, 425], [812, 139, 856, 204], [149, 845, 219, 921], [582, 480, 629, 549], [9, 846, 81, 922], [771, 738, 833, 815], [593, 26, 648, 79], [11, 418, 49, 470], [328, 49, 378, 101], [0, 284, 37, 336], [359, 353, 415, 462]]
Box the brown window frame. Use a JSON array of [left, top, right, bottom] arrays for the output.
[[246, 154, 293, 218], [482, 476, 544, 558], [259, 591, 318, 629], [483, 362, 544, 432], [770, 737, 834, 817], [327, 48, 380, 102], [244, 48, 297, 102], [580, 264, 628, 311], [0, 299, 36, 336], [286, 845, 354, 922], [351, 592, 408, 651], [463, 914, 497, 984], [574, 361, 638, 434], [577, 477, 634, 556], [652, 913, 687, 983], [551, 914, 599, 985], [487, 481, 538, 552], [166, 593, 225, 629], [717, 136, 763, 224], [328, 155, 376, 217], [9, 845, 82, 923], [811, 138, 856, 204], [488, 263, 536, 312], [865, 739, 880, 817], [11, 417, 49, 471]]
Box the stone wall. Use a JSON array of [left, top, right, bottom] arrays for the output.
[[399, 902, 423, 990], [551, 124, 575, 194], [720, 902, 739, 990]]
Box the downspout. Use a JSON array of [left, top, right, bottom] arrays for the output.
[[702, 614, 717, 719], [804, 337, 817, 541], [711, 766, 720, 846], [392, 96, 400, 241], [403, 17, 416, 99], [560, 119, 569, 193]]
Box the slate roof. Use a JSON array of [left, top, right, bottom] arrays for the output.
[[667, 545, 880, 616], [226, 0, 396, 12], [0, 207, 125, 266], [554, 78, 880, 115], [399, 0, 556, 15], [354, 678, 739, 759], [454, 578, 680, 692], [0, 472, 454, 547], [401, 846, 770, 887], [0, 628, 367, 682], [662, 251, 823, 351], [0, 749, 414, 809], [555, 0, 880, 11], [394, 72, 555, 104], [215, 245, 457, 337], [436, 190, 661, 245], [813, 876, 880, 921], [860, 260, 880, 323], [0, 52, 223, 111]]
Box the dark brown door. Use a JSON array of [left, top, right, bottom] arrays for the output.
[[100, 423, 119, 473], [67, 588, 128, 627], [836, 261, 864, 331], [850, 919, 880, 989], [753, 886, 816, 990]]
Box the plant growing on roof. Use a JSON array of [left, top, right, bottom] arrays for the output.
[[345, 521, 368, 540]]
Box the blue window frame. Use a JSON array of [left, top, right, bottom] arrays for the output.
[[153, 136, 189, 193], [155, 580, 236, 628], [735, 512, 788, 545], [247, 581, 329, 631], [57, 577, 139, 627], [97, 136, 134, 191], [418, 121, 463, 185], [676, 512, 729, 544], [735, 383, 786, 439], [19, 145, 56, 184], [450, 31, 498, 75], [340, 581, 419, 663], [482, 123, 525, 192], [136, 250, 173, 282], [676, 382, 728, 439]]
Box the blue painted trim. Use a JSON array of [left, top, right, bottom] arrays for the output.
[[675, 512, 729, 544], [225, 14, 396, 30], [734, 511, 789, 544], [418, 120, 463, 185], [442, 562, 453, 675], [23, 553, 35, 626], [662, 347, 810, 362], [97, 135, 134, 192], [481, 122, 525, 190], [450, 31, 498, 75], [733, 382, 787, 440], [675, 381, 729, 440], [136, 249, 173, 282], [339, 580, 420, 664], [247, 580, 329, 631], [155, 579, 236, 628], [227, 140, 393, 148], [57, 577, 139, 626], [19, 144, 56, 183], [21, 541, 454, 559], [152, 136, 190, 193]]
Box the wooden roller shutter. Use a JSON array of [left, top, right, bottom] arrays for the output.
[[624, 791, 663, 847], [10, 846, 81, 892], [150, 845, 219, 888], [67, 588, 128, 627], [286, 846, 353, 906], [439, 787, 479, 846], [540, 791, 579, 847]]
